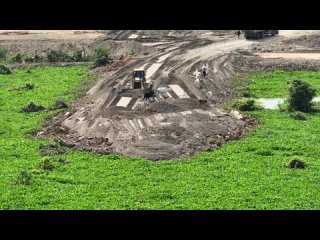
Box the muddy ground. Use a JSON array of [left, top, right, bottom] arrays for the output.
[[37, 30, 320, 160]]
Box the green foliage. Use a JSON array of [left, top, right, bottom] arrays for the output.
[[0, 65, 12, 74], [288, 157, 305, 169], [278, 102, 288, 112], [249, 70, 320, 98], [11, 82, 35, 91], [0, 46, 8, 61], [10, 53, 23, 63], [289, 111, 307, 121], [232, 98, 263, 111], [2, 69, 320, 209], [15, 171, 33, 185], [39, 157, 56, 171], [73, 50, 83, 62], [288, 80, 316, 113], [46, 49, 72, 63], [21, 101, 45, 113], [92, 48, 110, 67]]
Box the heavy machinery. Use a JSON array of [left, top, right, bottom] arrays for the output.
[[132, 68, 146, 89], [242, 30, 279, 39]]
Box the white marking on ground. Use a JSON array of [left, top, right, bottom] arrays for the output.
[[165, 92, 173, 98], [166, 46, 179, 51], [157, 52, 173, 62], [141, 42, 171, 46], [116, 97, 132, 107], [154, 113, 164, 122], [129, 120, 138, 131], [201, 32, 213, 36], [131, 98, 140, 110], [122, 120, 134, 134], [158, 94, 164, 99], [180, 110, 193, 115], [168, 84, 190, 98], [144, 117, 153, 127], [159, 122, 171, 126], [137, 119, 144, 129], [109, 120, 120, 129], [128, 34, 139, 39], [145, 63, 162, 82], [106, 95, 117, 109]]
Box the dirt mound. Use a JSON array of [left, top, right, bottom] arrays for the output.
[[251, 33, 320, 53]]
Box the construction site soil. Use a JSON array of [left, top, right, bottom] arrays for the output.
[[38, 30, 320, 160]]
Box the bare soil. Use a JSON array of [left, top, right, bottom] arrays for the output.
[[37, 30, 320, 160]]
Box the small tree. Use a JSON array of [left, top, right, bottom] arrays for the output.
[[288, 80, 316, 112], [93, 48, 110, 67]]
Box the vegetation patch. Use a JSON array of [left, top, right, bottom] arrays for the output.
[[232, 98, 263, 111], [0, 65, 12, 74], [21, 101, 45, 113]]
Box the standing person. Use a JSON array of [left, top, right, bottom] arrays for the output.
[[236, 30, 241, 39], [202, 64, 207, 78]]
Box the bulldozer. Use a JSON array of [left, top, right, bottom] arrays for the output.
[[242, 30, 279, 39], [132, 69, 146, 89]]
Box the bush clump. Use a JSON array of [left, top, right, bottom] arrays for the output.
[[10, 53, 23, 63], [46, 49, 72, 63], [288, 79, 316, 113], [39, 157, 56, 171], [92, 48, 110, 67], [289, 111, 307, 121], [0, 46, 7, 61], [52, 98, 68, 110], [288, 158, 305, 169], [0, 65, 12, 74], [12, 82, 35, 91], [232, 98, 263, 111], [15, 170, 33, 185], [21, 102, 45, 113]]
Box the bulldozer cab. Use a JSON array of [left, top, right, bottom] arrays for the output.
[[143, 82, 153, 94], [132, 69, 146, 89]]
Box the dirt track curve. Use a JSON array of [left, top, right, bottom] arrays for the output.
[[43, 30, 320, 160]]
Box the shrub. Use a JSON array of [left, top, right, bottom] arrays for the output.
[[39, 157, 56, 171], [10, 53, 23, 63], [50, 98, 68, 110], [232, 98, 263, 111], [46, 49, 71, 63], [12, 82, 35, 91], [288, 79, 316, 113], [0, 46, 8, 61], [15, 170, 33, 185], [39, 142, 69, 156], [289, 111, 307, 121], [92, 48, 110, 67], [288, 158, 305, 169], [73, 50, 83, 62], [0, 65, 12, 74], [21, 102, 45, 113]]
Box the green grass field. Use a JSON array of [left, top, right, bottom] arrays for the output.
[[249, 70, 320, 97], [1, 68, 320, 209]]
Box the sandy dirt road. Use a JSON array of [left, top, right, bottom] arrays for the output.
[[45, 30, 320, 160]]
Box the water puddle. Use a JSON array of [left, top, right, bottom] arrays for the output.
[[256, 97, 320, 109]]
